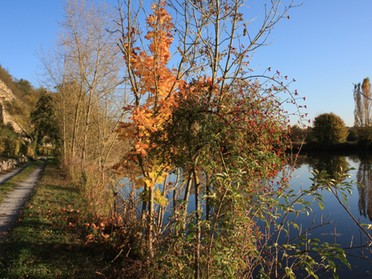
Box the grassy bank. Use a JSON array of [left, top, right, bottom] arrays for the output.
[[0, 159, 115, 278]]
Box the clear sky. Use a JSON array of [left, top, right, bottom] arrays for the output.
[[0, 0, 371, 127]]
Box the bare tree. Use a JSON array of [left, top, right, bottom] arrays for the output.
[[42, 0, 125, 214], [362, 78, 371, 127], [354, 78, 371, 127], [354, 77, 371, 144], [354, 83, 363, 128]]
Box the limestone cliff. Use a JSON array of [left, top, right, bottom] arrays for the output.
[[0, 79, 24, 133]]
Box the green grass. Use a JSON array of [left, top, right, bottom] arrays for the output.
[[0, 161, 42, 203], [0, 159, 112, 279]]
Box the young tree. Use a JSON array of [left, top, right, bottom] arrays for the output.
[[60, 0, 122, 167], [116, 0, 180, 256]]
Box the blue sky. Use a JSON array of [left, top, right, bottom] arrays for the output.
[[0, 1, 64, 83], [0, 0, 371, 127]]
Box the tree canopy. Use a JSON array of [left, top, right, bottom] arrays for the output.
[[30, 94, 59, 146], [312, 113, 349, 145]]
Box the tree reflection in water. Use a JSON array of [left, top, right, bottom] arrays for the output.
[[295, 154, 372, 277], [307, 154, 372, 222], [357, 156, 372, 220], [309, 154, 350, 182]]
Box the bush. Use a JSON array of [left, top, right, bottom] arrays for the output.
[[3, 138, 22, 157], [0, 124, 32, 158]]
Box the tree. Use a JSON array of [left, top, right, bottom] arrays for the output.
[[58, 0, 122, 168], [16, 79, 32, 94], [312, 113, 349, 145], [42, 0, 125, 215], [30, 94, 59, 148], [354, 78, 372, 143], [117, 1, 179, 256]]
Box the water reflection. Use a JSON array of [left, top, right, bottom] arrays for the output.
[[308, 154, 349, 181], [304, 154, 372, 221], [290, 154, 372, 277], [357, 156, 372, 220]]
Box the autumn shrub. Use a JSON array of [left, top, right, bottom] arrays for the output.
[[110, 2, 352, 278], [143, 78, 291, 277], [83, 163, 116, 216]]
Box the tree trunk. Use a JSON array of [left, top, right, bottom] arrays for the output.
[[193, 167, 201, 279], [70, 85, 84, 162], [148, 186, 154, 258], [182, 171, 192, 232], [81, 88, 94, 169]]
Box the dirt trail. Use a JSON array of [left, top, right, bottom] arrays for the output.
[[0, 162, 30, 185], [0, 164, 44, 241]]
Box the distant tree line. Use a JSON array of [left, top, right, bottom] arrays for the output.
[[291, 114, 349, 148], [291, 78, 371, 150]]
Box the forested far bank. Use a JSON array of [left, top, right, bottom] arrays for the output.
[[290, 112, 371, 153]]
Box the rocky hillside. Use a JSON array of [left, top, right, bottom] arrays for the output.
[[0, 66, 43, 136], [0, 79, 23, 133]]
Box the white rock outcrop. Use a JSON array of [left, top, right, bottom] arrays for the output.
[[0, 80, 23, 133]]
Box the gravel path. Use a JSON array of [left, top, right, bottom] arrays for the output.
[[0, 164, 44, 241], [0, 163, 30, 185]]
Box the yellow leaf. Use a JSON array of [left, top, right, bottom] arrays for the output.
[[154, 188, 168, 207]]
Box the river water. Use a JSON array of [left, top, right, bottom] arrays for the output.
[[288, 154, 372, 278], [119, 153, 372, 277]]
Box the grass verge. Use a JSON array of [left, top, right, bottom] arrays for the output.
[[0, 158, 114, 278]]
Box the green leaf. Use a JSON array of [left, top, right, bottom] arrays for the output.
[[318, 201, 324, 210], [285, 267, 296, 279]]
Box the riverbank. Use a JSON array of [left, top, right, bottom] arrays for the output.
[[0, 159, 114, 278]]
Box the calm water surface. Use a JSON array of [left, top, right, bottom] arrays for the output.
[[289, 154, 372, 278], [119, 154, 372, 277]]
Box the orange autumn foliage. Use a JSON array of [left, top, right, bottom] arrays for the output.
[[126, 2, 179, 157], [117, 1, 180, 189]]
